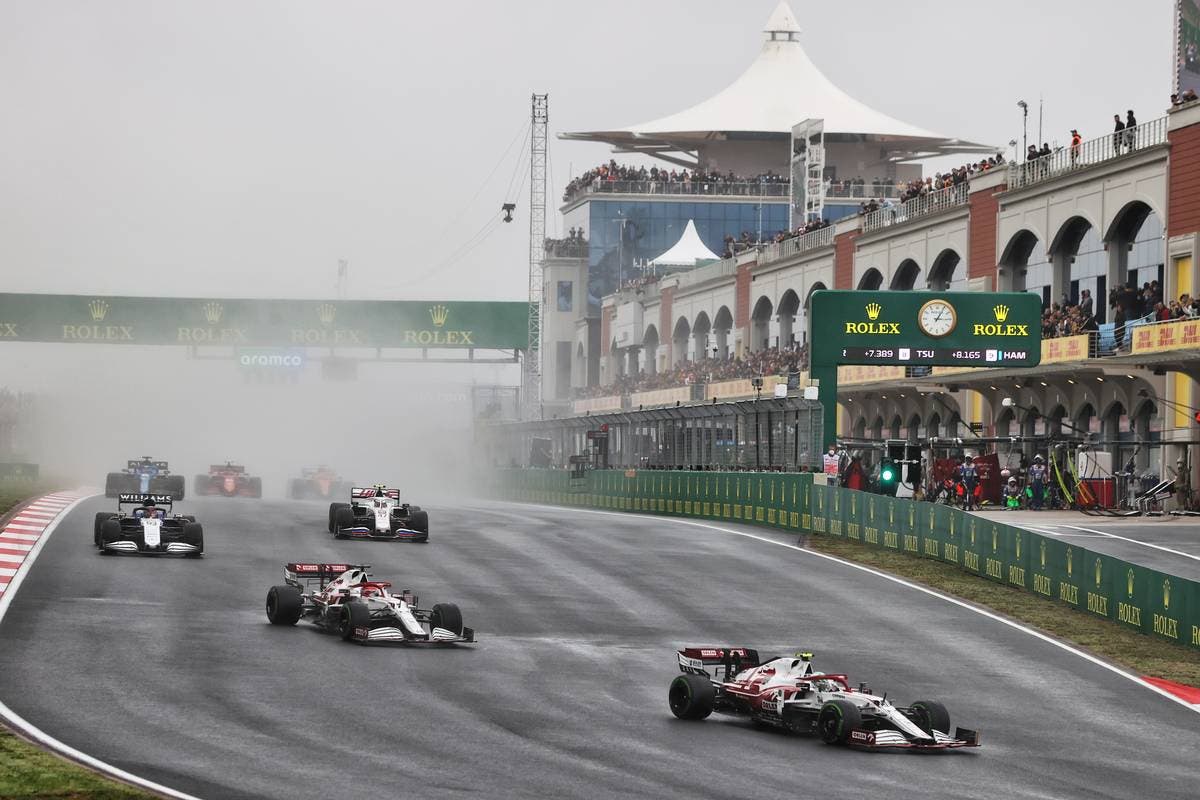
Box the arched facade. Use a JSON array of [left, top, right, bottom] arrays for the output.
[[751, 296, 774, 352], [713, 306, 733, 359], [672, 316, 691, 366], [890, 259, 921, 290], [858, 268, 883, 291], [642, 324, 660, 375], [776, 289, 801, 349], [692, 311, 712, 361]]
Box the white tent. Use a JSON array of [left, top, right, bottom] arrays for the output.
[[650, 220, 722, 268], [562, 1, 992, 161]]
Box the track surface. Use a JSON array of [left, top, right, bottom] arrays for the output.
[[1, 497, 1198, 800]]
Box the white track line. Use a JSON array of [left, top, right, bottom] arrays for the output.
[[515, 503, 1200, 715], [0, 492, 205, 800]]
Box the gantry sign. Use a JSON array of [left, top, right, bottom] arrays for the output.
[[808, 291, 1042, 448], [0, 294, 529, 351]]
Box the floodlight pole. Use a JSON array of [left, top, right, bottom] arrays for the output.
[[523, 93, 548, 420]]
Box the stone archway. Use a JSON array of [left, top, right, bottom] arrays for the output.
[[751, 296, 774, 352], [858, 268, 883, 291], [777, 289, 801, 350], [713, 306, 733, 359], [672, 316, 691, 366], [890, 259, 921, 290]]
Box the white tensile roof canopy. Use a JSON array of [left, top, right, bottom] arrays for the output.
[[562, 1, 994, 165], [650, 220, 722, 267]]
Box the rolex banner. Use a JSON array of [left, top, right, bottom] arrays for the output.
[[0, 293, 529, 350]]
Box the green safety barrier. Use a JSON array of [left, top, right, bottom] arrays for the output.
[[490, 469, 1200, 650]]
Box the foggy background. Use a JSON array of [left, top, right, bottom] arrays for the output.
[[0, 1, 1175, 493]]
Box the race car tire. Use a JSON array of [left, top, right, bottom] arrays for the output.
[[328, 502, 350, 533], [408, 505, 422, 514], [818, 699, 862, 745], [182, 522, 204, 557], [266, 585, 303, 625], [334, 506, 356, 538], [99, 519, 122, 551], [339, 601, 370, 641], [909, 700, 950, 736], [164, 475, 185, 501], [93, 512, 114, 548], [408, 510, 429, 540], [429, 603, 463, 636], [248, 477, 263, 498], [182, 515, 197, 523], [668, 674, 714, 720]]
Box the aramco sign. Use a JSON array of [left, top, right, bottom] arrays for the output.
[[0, 294, 528, 350]]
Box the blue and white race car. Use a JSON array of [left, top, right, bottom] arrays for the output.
[[105, 457, 185, 500]]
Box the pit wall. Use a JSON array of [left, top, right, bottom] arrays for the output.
[[490, 469, 1200, 652]]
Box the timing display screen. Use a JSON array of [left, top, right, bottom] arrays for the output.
[[839, 346, 1034, 366]]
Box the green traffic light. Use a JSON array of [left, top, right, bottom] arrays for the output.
[[881, 467, 895, 481]]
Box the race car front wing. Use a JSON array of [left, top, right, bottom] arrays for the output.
[[349, 625, 475, 644], [848, 727, 980, 750]]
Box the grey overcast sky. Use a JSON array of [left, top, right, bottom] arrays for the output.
[[0, 0, 1174, 302]]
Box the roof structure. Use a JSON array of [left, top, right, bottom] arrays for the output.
[[562, 1, 993, 164], [649, 220, 722, 267]]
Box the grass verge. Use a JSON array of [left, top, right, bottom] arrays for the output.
[[0, 728, 155, 800], [0, 482, 158, 800], [805, 534, 1200, 687]]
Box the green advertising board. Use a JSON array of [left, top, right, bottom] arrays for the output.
[[0, 293, 528, 350], [807, 290, 1043, 448]]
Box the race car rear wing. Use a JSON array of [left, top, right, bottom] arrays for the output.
[[211, 464, 245, 473], [117, 493, 174, 507], [127, 459, 169, 472], [351, 487, 400, 500], [677, 647, 761, 680], [284, 562, 369, 589]]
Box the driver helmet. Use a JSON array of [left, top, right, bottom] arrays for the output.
[[140, 498, 157, 516], [1034, 455, 1044, 462]]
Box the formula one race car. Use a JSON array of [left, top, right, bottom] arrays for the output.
[[264, 562, 474, 645], [194, 462, 262, 498], [667, 648, 980, 751], [94, 494, 203, 557], [105, 457, 185, 500], [327, 485, 428, 541], [288, 466, 353, 500]]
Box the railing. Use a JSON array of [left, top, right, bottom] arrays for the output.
[[861, 183, 969, 233], [674, 256, 738, 289], [825, 182, 903, 199], [563, 179, 789, 204], [543, 238, 588, 258], [760, 225, 834, 264], [1007, 116, 1168, 191]]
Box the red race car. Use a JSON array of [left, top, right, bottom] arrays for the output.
[[194, 462, 262, 498]]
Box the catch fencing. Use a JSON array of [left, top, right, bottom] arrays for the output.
[[490, 469, 1200, 651]]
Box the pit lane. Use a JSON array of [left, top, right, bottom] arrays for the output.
[[0, 496, 1196, 799]]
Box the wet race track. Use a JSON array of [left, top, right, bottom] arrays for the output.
[[1, 496, 1197, 799]]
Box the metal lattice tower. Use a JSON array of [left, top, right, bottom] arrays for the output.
[[523, 93, 548, 419]]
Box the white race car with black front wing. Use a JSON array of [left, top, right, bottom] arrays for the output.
[[327, 485, 428, 541], [668, 647, 979, 751], [94, 494, 203, 557], [264, 562, 473, 645]]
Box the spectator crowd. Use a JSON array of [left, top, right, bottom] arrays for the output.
[[564, 161, 788, 202], [574, 345, 808, 399], [856, 155, 1005, 216]]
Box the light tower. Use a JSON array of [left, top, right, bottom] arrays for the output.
[[523, 93, 548, 419]]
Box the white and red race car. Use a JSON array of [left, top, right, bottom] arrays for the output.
[[327, 485, 428, 541], [668, 647, 979, 751], [264, 562, 473, 645]]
